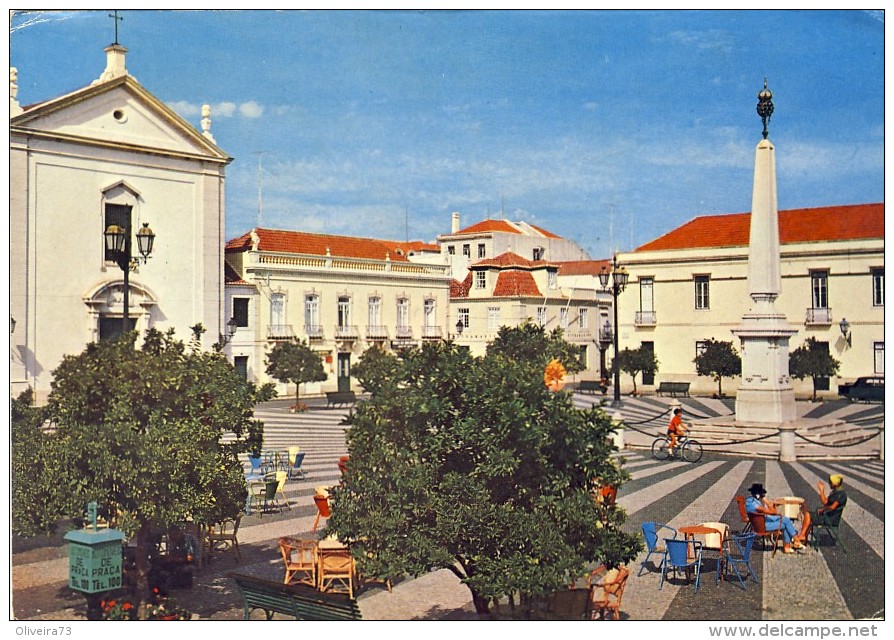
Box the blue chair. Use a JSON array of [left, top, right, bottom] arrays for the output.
[[718, 532, 758, 590], [247, 454, 264, 480], [288, 452, 307, 481], [638, 522, 677, 576], [660, 538, 703, 593]]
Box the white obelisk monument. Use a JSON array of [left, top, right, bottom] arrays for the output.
[[731, 81, 797, 425]]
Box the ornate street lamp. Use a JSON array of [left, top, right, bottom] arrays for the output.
[[839, 317, 851, 347], [598, 254, 629, 407], [104, 221, 155, 337]]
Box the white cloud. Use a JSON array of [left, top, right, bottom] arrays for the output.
[[168, 100, 264, 119], [239, 101, 264, 118], [214, 102, 237, 117], [167, 100, 201, 117]]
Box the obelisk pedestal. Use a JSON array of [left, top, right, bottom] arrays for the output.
[[731, 83, 798, 448]]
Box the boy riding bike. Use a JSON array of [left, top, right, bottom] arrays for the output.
[[667, 407, 689, 452]]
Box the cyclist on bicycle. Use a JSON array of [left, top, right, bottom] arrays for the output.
[[667, 407, 689, 451]]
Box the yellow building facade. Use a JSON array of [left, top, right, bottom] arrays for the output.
[[615, 203, 884, 398]]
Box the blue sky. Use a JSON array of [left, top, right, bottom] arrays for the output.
[[8, 8, 884, 258]]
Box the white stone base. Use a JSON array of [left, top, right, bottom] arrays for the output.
[[735, 386, 797, 424]]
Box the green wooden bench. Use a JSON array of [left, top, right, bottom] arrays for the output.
[[228, 572, 362, 620], [656, 382, 690, 397], [326, 391, 357, 408], [577, 380, 607, 395]]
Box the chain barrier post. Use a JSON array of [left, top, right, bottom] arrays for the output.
[[611, 411, 625, 450], [778, 424, 797, 462]]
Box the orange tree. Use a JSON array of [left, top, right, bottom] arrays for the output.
[[693, 338, 742, 398], [11, 327, 274, 617], [327, 325, 639, 617], [265, 339, 328, 408]]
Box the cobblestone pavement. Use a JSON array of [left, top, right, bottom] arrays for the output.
[[10, 395, 884, 622]]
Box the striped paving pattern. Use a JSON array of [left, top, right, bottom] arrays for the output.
[[10, 398, 884, 620], [616, 449, 884, 621]]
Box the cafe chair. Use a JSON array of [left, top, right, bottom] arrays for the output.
[[273, 471, 291, 510], [206, 516, 242, 563], [587, 564, 629, 620], [279, 537, 318, 587], [288, 451, 307, 481], [338, 456, 350, 475], [660, 538, 703, 593], [734, 496, 753, 534], [638, 522, 676, 576], [718, 532, 758, 590], [312, 494, 331, 533], [746, 512, 780, 557], [318, 547, 355, 598], [252, 478, 282, 515], [247, 454, 264, 481], [809, 507, 847, 552]]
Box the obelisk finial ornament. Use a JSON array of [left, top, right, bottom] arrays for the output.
[[756, 78, 774, 140]]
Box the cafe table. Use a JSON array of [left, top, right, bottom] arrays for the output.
[[771, 496, 805, 520], [678, 524, 722, 579]]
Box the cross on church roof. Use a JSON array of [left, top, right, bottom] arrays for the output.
[[109, 10, 123, 45]]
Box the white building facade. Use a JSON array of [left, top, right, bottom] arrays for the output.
[[224, 228, 452, 395], [10, 45, 231, 401], [615, 203, 884, 397]]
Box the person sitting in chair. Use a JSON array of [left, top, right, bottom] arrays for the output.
[[745, 483, 809, 554], [809, 474, 847, 529]]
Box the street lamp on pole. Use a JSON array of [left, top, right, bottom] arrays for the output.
[[598, 254, 628, 407], [104, 221, 155, 338]]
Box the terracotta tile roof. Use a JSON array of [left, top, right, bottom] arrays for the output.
[[454, 218, 563, 239], [493, 270, 542, 297], [635, 203, 884, 252], [473, 251, 553, 269], [527, 223, 562, 239], [456, 219, 522, 235], [226, 228, 411, 262], [450, 275, 471, 299], [387, 240, 441, 254], [557, 259, 611, 276]]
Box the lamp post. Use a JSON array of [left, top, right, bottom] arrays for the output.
[[104, 221, 155, 337], [219, 316, 239, 347], [597, 318, 613, 382], [839, 318, 851, 347], [451, 318, 464, 340], [598, 254, 629, 407]]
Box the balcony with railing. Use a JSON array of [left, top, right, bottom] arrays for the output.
[[334, 325, 360, 340], [635, 311, 657, 326], [395, 325, 413, 340], [267, 324, 296, 341], [304, 324, 324, 340], [805, 307, 832, 326], [365, 325, 389, 340], [421, 325, 443, 340]]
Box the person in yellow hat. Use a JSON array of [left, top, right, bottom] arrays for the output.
[[808, 474, 848, 533]]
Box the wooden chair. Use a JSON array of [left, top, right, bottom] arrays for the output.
[[206, 515, 242, 562], [318, 547, 355, 598], [313, 494, 331, 533], [747, 512, 780, 557], [734, 496, 753, 533], [587, 565, 629, 620], [279, 537, 318, 587]]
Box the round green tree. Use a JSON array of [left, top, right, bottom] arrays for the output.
[[265, 339, 328, 407], [11, 327, 274, 616], [693, 338, 742, 398], [326, 327, 640, 617]]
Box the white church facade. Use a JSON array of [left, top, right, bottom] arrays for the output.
[[10, 45, 232, 401]]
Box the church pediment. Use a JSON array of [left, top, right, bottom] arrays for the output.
[[11, 77, 229, 162]]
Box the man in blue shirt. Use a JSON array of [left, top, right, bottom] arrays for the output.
[[745, 482, 809, 554]]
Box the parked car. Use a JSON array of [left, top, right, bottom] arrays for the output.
[[837, 376, 884, 403]]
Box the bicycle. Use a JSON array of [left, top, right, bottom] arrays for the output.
[[651, 434, 703, 462]]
